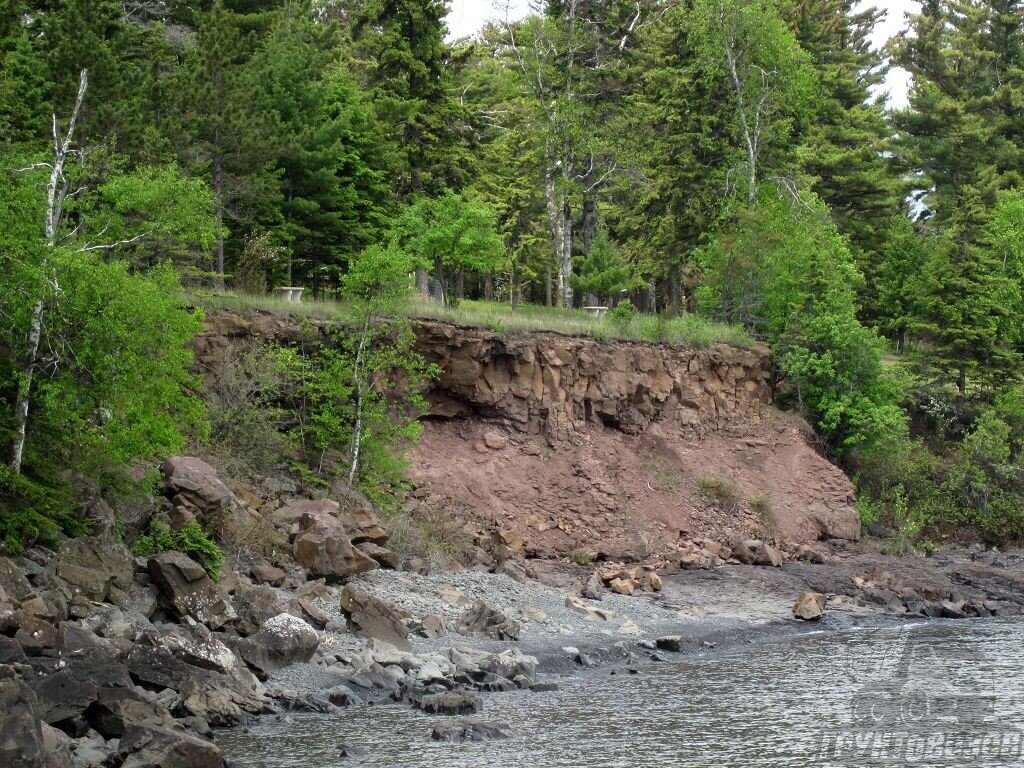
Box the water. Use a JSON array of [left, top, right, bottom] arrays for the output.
[[219, 619, 1024, 768]]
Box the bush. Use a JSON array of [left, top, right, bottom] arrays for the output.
[[696, 475, 741, 512], [0, 466, 84, 553], [607, 299, 638, 324], [133, 519, 225, 580]]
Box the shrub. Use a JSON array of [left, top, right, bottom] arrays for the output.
[[696, 475, 741, 512], [607, 299, 638, 324], [133, 519, 225, 580]]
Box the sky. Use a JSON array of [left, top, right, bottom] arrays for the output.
[[445, 0, 919, 107]]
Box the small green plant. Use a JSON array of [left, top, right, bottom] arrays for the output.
[[133, 519, 225, 581], [607, 298, 638, 324], [696, 475, 741, 511], [568, 551, 593, 566]]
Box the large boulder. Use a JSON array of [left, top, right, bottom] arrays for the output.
[[236, 613, 320, 678], [455, 600, 521, 641], [55, 537, 134, 603], [339, 584, 410, 651], [116, 724, 225, 768], [417, 691, 481, 716], [293, 511, 378, 583], [793, 592, 826, 621], [86, 686, 176, 738], [346, 507, 389, 546], [161, 457, 234, 523], [0, 665, 72, 768], [148, 552, 237, 630]]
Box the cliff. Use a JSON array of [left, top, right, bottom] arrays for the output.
[[194, 310, 861, 559]]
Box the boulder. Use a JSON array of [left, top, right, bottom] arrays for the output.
[[482, 431, 508, 450], [30, 668, 99, 725], [345, 508, 389, 546], [752, 542, 784, 568], [417, 691, 482, 716], [116, 724, 225, 768], [642, 571, 663, 592], [581, 573, 604, 600], [339, 584, 410, 651], [655, 635, 685, 653], [795, 545, 826, 564], [431, 719, 512, 742], [0, 665, 73, 768], [161, 457, 234, 523], [293, 512, 378, 583], [416, 613, 447, 639], [455, 600, 521, 641], [793, 592, 826, 621], [565, 595, 616, 621], [86, 686, 176, 738], [0, 557, 36, 605], [354, 542, 398, 570], [249, 564, 287, 587], [148, 552, 236, 630], [236, 613, 320, 678], [54, 538, 134, 603], [608, 577, 635, 596]]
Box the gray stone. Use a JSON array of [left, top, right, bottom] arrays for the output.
[[148, 552, 237, 630], [430, 719, 512, 742]]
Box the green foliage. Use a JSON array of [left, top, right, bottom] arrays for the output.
[[133, 520, 225, 581], [392, 193, 505, 306], [699, 188, 905, 453], [696, 475, 741, 512], [236, 231, 288, 295], [570, 229, 636, 305], [607, 299, 638, 324]]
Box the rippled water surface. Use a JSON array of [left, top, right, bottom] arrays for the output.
[[220, 619, 1024, 768]]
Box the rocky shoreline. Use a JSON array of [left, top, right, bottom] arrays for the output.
[[3, 457, 1024, 767]]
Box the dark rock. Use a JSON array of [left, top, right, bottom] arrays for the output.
[[232, 581, 302, 636], [236, 613, 319, 678], [339, 584, 410, 651], [416, 691, 481, 716], [430, 719, 512, 742], [249, 564, 287, 587], [0, 665, 73, 767], [148, 552, 237, 630], [54, 537, 134, 603], [117, 723, 225, 768], [655, 635, 685, 653], [30, 668, 98, 724], [326, 686, 361, 707], [0, 636, 26, 664], [940, 600, 967, 619], [0, 557, 36, 604], [86, 686, 176, 738], [795, 545, 827, 564], [532, 681, 559, 692], [354, 542, 398, 570], [455, 600, 521, 641]]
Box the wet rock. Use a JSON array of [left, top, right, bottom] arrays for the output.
[[455, 600, 521, 641], [326, 687, 361, 707], [339, 584, 410, 651], [431, 719, 512, 742], [792, 592, 826, 621], [532, 681, 559, 692], [116, 723, 224, 768], [417, 691, 481, 716], [655, 635, 685, 653], [148, 552, 237, 630], [236, 614, 320, 678]]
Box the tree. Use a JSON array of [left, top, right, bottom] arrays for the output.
[[391, 193, 506, 307], [570, 227, 636, 305], [698, 187, 904, 453]]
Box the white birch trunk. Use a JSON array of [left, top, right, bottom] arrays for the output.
[[10, 69, 88, 475]]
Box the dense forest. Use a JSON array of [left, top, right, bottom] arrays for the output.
[[1, 0, 1023, 551]]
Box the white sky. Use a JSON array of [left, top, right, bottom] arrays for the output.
[[446, 0, 919, 107]]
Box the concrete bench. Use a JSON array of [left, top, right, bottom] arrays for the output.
[[275, 287, 305, 303], [583, 306, 608, 319]]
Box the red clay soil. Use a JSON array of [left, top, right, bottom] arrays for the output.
[[408, 409, 860, 563]]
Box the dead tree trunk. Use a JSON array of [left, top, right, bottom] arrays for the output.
[[11, 70, 88, 475]]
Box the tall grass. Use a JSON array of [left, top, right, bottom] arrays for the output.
[[191, 292, 753, 349]]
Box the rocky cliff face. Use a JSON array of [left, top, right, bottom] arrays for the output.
[[413, 322, 772, 443], [194, 310, 861, 551]]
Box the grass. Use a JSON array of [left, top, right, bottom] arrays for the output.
[[190, 291, 753, 350], [695, 475, 742, 512]]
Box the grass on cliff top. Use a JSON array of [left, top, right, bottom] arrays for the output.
[[192, 292, 753, 349]]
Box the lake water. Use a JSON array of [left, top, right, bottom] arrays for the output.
[[219, 619, 1024, 768]]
